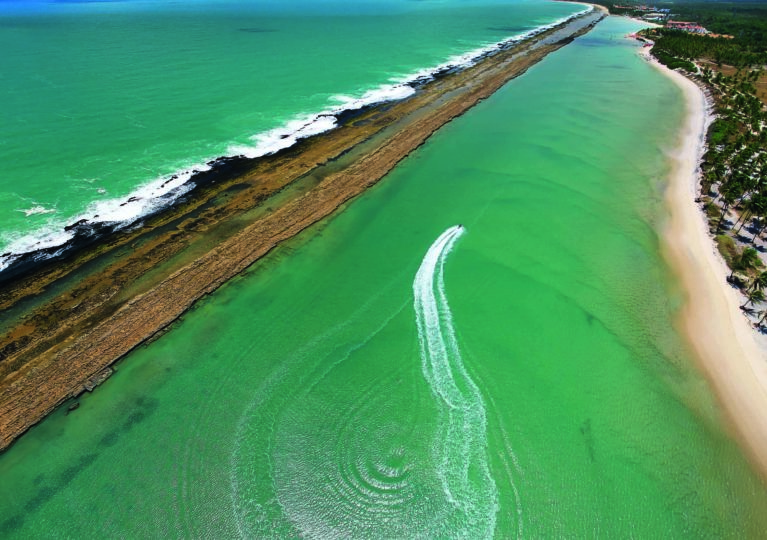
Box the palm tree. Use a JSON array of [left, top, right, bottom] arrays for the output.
[[734, 200, 755, 235], [741, 289, 764, 309], [731, 247, 761, 279], [736, 194, 767, 236], [751, 271, 767, 292], [755, 309, 767, 328], [717, 190, 737, 232], [753, 222, 767, 243]]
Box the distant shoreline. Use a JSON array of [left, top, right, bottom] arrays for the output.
[[0, 10, 604, 452], [647, 48, 767, 480]]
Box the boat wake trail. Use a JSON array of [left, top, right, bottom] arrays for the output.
[[413, 225, 499, 536]]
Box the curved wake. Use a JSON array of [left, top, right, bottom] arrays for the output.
[[413, 225, 499, 536]]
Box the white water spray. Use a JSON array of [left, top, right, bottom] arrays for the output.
[[413, 225, 499, 536]]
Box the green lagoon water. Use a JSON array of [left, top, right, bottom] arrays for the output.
[[2, 8, 767, 539]]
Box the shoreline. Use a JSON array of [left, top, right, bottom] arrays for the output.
[[0, 10, 604, 452], [647, 49, 767, 479]]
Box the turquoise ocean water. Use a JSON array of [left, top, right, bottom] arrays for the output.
[[0, 0, 581, 269], [2, 3, 767, 537]]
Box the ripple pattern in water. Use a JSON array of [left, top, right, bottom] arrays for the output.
[[230, 226, 497, 538]]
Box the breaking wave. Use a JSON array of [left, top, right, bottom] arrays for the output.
[[0, 6, 591, 275]]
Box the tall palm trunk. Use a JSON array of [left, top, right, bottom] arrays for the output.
[[734, 210, 752, 234], [717, 202, 730, 231], [752, 221, 767, 242]]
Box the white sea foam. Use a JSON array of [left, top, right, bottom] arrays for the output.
[[17, 205, 56, 217], [413, 225, 499, 536], [76, 165, 204, 225], [228, 113, 338, 159], [229, 85, 418, 160], [0, 164, 207, 272], [0, 7, 591, 273]]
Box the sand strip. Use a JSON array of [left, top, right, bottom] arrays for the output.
[[650, 51, 767, 478]]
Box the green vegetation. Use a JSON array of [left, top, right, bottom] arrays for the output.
[[644, 28, 767, 67], [715, 233, 738, 265], [738, 246, 762, 273], [651, 41, 698, 71], [662, 2, 767, 52], [707, 65, 767, 295], [727, 246, 764, 289], [748, 270, 767, 291], [587, 1, 767, 69], [741, 288, 764, 308], [731, 245, 762, 274], [698, 66, 767, 244], [595, 1, 767, 53], [703, 197, 720, 219]]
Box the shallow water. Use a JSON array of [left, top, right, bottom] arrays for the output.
[[1, 15, 766, 538]]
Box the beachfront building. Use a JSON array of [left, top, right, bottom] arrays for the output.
[[612, 4, 670, 21], [666, 20, 708, 34]]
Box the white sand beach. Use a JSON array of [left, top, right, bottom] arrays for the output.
[[647, 49, 767, 478]]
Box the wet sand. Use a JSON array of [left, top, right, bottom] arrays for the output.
[[651, 50, 767, 479], [0, 11, 604, 451]]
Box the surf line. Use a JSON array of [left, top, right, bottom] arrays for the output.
[[413, 225, 499, 535]]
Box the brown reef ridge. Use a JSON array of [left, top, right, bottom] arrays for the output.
[[0, 9, 604, 451]]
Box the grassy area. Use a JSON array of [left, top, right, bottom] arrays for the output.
[[703, 198, 720, 220], [699, 60, 767, 106], [716, 234, 738, 267]]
